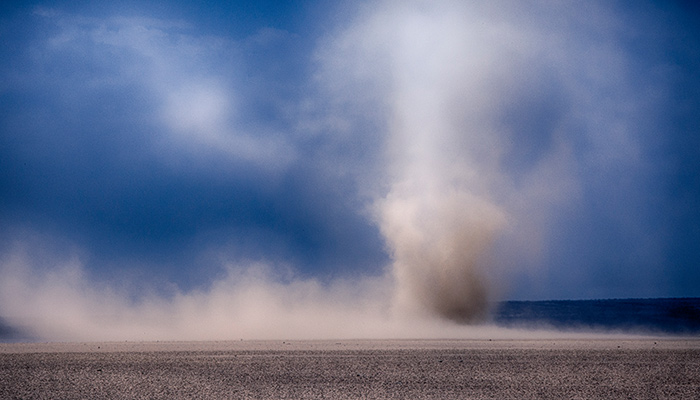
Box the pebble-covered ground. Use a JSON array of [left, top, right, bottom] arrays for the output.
[[1, 339, 699, 399]]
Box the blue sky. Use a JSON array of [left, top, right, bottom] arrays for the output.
[[0, 0, 699, 340]]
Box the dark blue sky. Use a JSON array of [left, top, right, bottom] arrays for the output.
[[1, 0, 699, 318]]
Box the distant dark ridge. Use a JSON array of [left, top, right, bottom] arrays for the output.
[[493, 297, 700, 335]]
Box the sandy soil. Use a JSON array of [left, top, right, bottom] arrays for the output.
[[1, 339, 699, 399]]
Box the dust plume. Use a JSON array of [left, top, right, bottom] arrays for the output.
[[0, 247, 386, 341], [331, 1, 520, 322], [0, 247, 568, 341]]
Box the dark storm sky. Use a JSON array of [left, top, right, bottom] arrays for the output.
[[1, 0, 699, 307]]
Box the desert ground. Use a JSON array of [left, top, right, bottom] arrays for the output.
[[1, 338, 699, 399]]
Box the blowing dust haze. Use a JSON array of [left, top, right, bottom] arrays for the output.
[[0, 0, 699, 341]]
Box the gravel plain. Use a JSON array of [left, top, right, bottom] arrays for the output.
[[1, 339, 699, 399]]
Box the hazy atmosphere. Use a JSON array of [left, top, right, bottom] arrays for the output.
[[1, 0, 699, 341]]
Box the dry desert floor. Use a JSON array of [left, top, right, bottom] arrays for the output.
[[1, 338, 699, 399]]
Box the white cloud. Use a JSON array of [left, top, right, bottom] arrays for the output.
[[35, 10, 296, 170]]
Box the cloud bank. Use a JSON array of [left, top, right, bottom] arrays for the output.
[[0, 0, 698, 340]]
